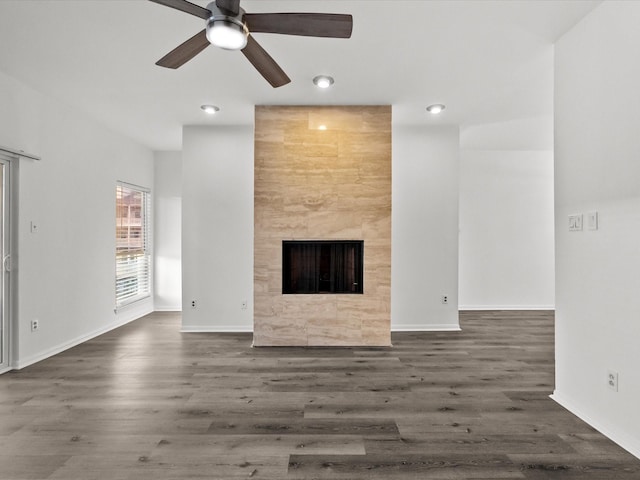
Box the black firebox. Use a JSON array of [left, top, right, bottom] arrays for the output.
[[282, 240, 363, 294]]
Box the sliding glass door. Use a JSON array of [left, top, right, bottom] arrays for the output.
[[0, 158, 10, 372]]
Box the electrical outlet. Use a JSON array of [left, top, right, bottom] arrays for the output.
[[31, 319, 39, 332], [607, 370, 618, 392], [191, 300, 197, 309], [241, 300, 248, 310], [441, 295, 448, 305]]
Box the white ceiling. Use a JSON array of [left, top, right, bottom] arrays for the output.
[[0, 0, 600, 151]]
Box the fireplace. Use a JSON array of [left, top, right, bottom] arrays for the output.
[[254, 105, 391, 346], [282, 240, 364, 294]]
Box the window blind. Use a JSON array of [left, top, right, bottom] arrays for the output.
[[116, 182, 150, 307]]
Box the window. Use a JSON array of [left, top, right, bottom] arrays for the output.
[[116, 182, 151, 307]]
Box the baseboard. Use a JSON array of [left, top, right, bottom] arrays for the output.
[[183, 324, 462, 333], [459, 305, 555, 311], [181, 325, 253, 333], [14, 310, 152, 370], [182, 324, 465, 333], [391, 324, 461, 332], [154, 307, 182, 312], [551, 390, 640, 460]]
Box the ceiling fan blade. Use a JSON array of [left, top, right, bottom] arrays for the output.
[[241, 35, 291, 88], [244, 13, 353, 38], [156, 29, 210, 69], [149, 0, 211, 20], [216, 0, 240, 16]]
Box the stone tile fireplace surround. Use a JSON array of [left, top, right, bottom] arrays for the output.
[[253, 106, 391, 346]]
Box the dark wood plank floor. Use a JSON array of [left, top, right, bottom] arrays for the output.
[[1, 310, 639, 479]]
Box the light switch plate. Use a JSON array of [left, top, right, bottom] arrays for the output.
[[587, 211, 598, 230], [568, 214, 583, 231]]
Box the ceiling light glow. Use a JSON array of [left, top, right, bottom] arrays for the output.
[[201, 105, 220, 115], [318, 125, 327, 131], [206, 17, 248, 50], [426, 104, 446, 115], [313, 75, 335, 89]]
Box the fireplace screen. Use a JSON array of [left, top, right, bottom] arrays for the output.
[[282, 241, 363, 294]]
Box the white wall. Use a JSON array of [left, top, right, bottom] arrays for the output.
[[0, 70, 154, 369], [553, 1, 640, 458], [181, 123, 461, 333], [392, 126, 460, 331], [154, 151, 182, 311], [459, 119, 555, 310], [181, 125, 254, 332]]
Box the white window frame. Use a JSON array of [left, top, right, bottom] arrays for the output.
[[115, 181, 151, 309]]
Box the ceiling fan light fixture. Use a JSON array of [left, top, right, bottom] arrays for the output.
[[206, 17, 248, 50], [313, 75, 334, 89], [426, 104, 446, 115], [152, 1, 353, 88], [201, 104, 220, 115]]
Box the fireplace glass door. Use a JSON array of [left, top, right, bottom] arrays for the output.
[[282, 241, 363, 294]]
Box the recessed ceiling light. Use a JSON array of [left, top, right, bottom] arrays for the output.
[[201, 105, 220, 115], [426, 104, 445, 114], [313, 75, 335, 89]]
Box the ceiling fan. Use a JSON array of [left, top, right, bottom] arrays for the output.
[[149, 0, 353, 88]]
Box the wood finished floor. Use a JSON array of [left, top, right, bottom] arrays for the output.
[[1, 310, 639, 479]]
